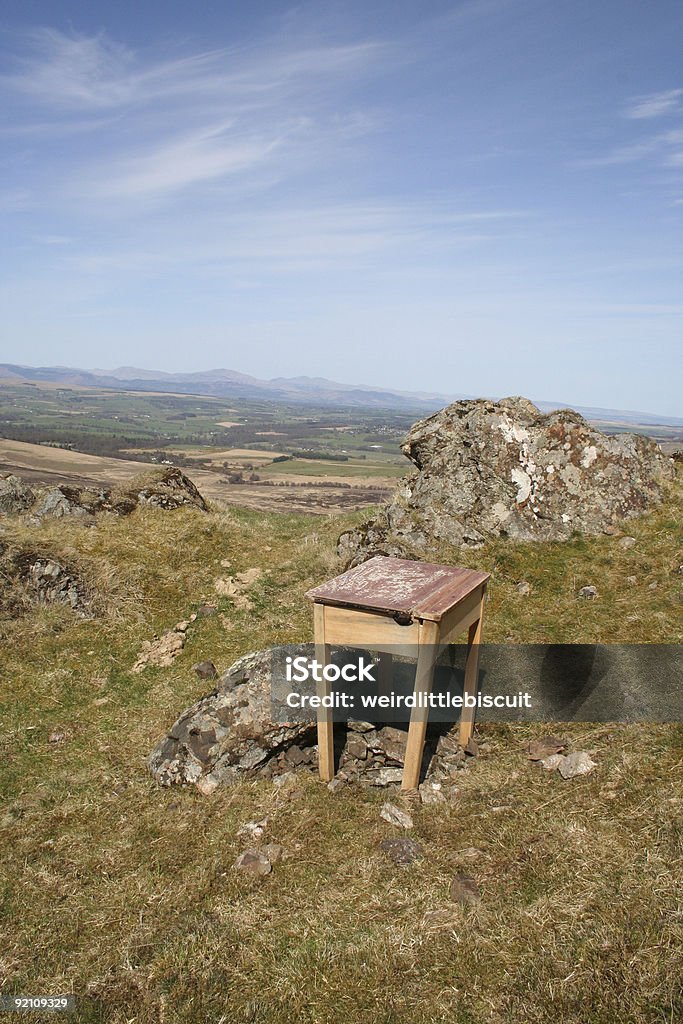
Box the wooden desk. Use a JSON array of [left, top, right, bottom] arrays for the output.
[[305, 555, 490, 790]]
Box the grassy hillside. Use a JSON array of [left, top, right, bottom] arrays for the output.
[[0, 473, 681, 1023]]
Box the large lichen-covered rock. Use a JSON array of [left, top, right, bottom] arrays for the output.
[[148, 648, 314, 787], [338, 396, 674, 565]]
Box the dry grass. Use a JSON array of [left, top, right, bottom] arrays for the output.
[[0, 474, 681, 1022]]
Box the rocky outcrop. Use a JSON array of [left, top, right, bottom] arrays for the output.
[[120, 466, 208, 512], [0, 475, 35, 515], [0, 467, 208, 521], [149, 648, 315, 787], [28, 558, 92, 616], [34, 485, 97, 521], [0, 546, 92, 618], [338, 397, 674, 565], [148, 644, 472, 790]]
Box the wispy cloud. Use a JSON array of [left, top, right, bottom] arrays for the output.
[[84, 123, 283, 199], [625, 88, 683, 120], [581, 88, 683, 176], [1, 28, 385, 112], [56, 201, 530, 278], [0, 28, 388, 205]]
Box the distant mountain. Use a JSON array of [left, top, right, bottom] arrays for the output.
[[0, 362, 681, 426], [0, 362, 462, 411]]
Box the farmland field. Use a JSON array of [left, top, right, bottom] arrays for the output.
[[0, 382, 414, 513], [2, 380, 681, 515]]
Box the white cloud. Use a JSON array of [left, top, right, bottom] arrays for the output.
[[55, 201, 530, 280], [84, 124, 282, 199], [0, 28, 389, 205], [625, 88, 683, 120], [3, 29, 135, 108], [2, 28, 385, 112]]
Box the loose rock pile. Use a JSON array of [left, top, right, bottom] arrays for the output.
[[148, 645, 475, 792], [338, 396, 674, 565], [0, 546, 91, 618]]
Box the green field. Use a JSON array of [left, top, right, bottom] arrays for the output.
[[0, 382, 415, 464], [263, 457, 406, 479]]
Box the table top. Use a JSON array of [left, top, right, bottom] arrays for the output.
[[305, 555, 489, 622]]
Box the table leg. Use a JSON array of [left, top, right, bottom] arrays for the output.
[[402, 620, 440, 790], [459, 592, 485, 747], [313, 603, 334, 782]]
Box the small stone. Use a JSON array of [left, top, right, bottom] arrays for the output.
[[515, 581, 531, 596], [327, 777, 346, 794], [192, 660, 218, 680], [174, 620, 190, 632], [540, 753, 566, 771], [348, 720, 375, 732], [132, 630, 185, 672], [273, 772, 296, 789], [196, 775, 219, 796], [369, 767, 404, 786], [464, 737, 479, 757], [558, 751, 597, 780], [648, 581, 658, 590], [380, 802, 414, 829], [262, 843, 285, 864], [285, 745, 306, 766], [618, 536, 636, 550], [527, 735, 566, 761], [48, 729, 68, 744], [374, 726, 408, 763], [237, 817, 268, 839], [449, 874, 481, 905], [419, 782, 446, 805], [380, 837, 423, 866], [578, 586, 598, 599], [234, 850, 272, 875], [626, 576, 637, 586], [346, 735, 368, 760]]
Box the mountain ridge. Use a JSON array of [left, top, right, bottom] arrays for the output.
[[0, 362, 680, 426]]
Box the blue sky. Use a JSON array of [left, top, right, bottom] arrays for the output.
[[0, 0, 681, 415]]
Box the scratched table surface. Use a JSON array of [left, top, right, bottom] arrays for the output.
[[305, 556, 489, 622]]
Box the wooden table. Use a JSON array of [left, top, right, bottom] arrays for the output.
[[305, 555, 490, 790]]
